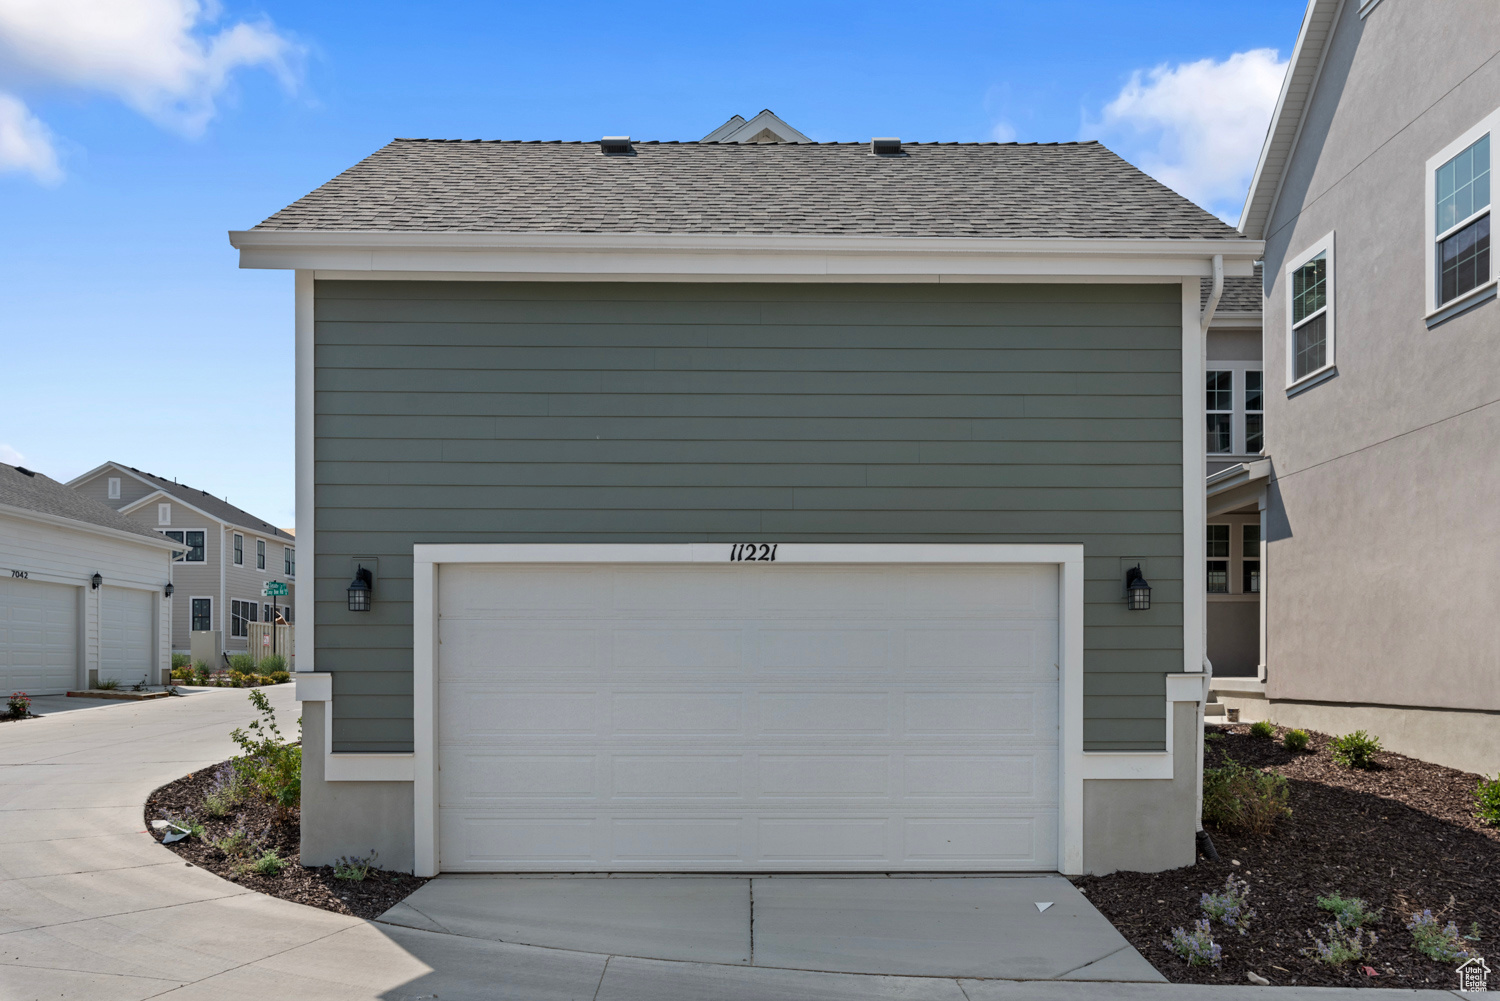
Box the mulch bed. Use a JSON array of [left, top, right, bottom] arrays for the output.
[[144, 759, 428, 920], [1076, 724, 1499, 988]]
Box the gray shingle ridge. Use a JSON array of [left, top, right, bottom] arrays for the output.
[[251, 137, 1245, 241], [0, 464, 169, 543], [114, 464, 294, 542]]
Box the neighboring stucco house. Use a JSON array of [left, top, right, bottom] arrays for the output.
[[230, 128, 1261, 876], [1226, 0, 1499, 774], [0, 463, 178, 694], [69, 462, 297, 663]]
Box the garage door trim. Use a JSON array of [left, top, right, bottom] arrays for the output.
[[412, 543, 1085, 876]]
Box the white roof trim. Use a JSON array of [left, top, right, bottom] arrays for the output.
[[702, 109, 812, 144], [0, 501, 183, 551], [1238, 0, 1345, 240], [119, 488, 228, 530]]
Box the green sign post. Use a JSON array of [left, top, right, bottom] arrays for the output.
[[262, 581, 289, 660]]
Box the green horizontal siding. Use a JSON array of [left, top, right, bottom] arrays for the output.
[[314, 280, 1185, 753]]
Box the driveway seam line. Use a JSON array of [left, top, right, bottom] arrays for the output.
[[1048, 943, 1131, 979], [0, 960, 186, 985], [136, 921, 355, 1000], [591, 954, 611, 1001], [955, 978, 975, 1001], [0, 890, 253, 935]]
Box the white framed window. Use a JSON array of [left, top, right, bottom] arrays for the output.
[[161, 530, 206, 563], [1284, 232, 1335, 391], [1245, 371, 1264, 453], [190, 597, 212, 632], [230, 598, 259, 638], [1206, 370, 1233, 454], [1206, 524, 1230, 594], [233, 534, 244, 566], [284, 546, 294, 577], [256, 539, 266, 571], [107, 477, 121, 500], [1426, 108, 1495, 320], [157, 502, 172, 526], [1242, 524, 1261, 594]]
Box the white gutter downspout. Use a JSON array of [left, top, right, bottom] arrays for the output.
[[1194, 254, 1224, 860]]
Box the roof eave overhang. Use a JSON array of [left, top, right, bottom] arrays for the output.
[[0, 502, 185, 552], [228, 230, 1263, 281], [1206, 458, 1273, 517]]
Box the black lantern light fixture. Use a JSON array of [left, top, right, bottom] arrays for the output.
[[164, 583, 174, 597], [1125, 564, 1152, 611], [90, 572, 102, 590], [347, 565, 373, 612]]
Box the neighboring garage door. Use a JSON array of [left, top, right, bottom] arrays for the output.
[[438, 562, 1060, 872], [0, 577, 78, 695], [100, 586, 154, 684]]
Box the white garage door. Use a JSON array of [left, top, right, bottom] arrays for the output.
[[100, 586, 154, 684], [0, 577, 78, 695], [438, 562, 1060, 872]]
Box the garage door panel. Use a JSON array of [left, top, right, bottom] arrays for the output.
[[441, 566, 606, 616], [100, 587, 153, 682], [0, 577, 78, 695], [438, 562, 1060, 871]]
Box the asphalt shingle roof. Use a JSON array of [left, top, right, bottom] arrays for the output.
[[116, 465, 294, 543], [1201, 263, 1264, 314], [0, 465, 170, 543], [253, 140, 1246, 241]]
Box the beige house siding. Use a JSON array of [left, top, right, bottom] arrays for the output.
[[72, 469, 157, 512]]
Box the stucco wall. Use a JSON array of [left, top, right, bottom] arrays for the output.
[[1082, 700, 1199, 874]]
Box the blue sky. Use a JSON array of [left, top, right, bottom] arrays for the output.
[[0, 1, 1305, 528]]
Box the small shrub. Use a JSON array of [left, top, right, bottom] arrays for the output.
[[1330, 730, 1381, 769], [194, 662, 212, 684], [333, 850, 380, 882], [259, 654, 287, 673], [1202, 757, 1292, 835], [94, 678, 120, 691], [269, 670, 291, 685], [211, 824, 253, 858], [230, 689, 301, 815], [1305, 921, 1376, 965], [1248, 720, 1275, 739], [1317, 894, 1380, 930], [1408, 910, 1475, 962], [249, 848, 285, 876], [1475, 774, 1500, 826], [1200, 874, 1255, 935], [1204, 731, 1224, 742], [1283, 728, 1311, 752], [171, 653, 191, 670], [1164, 919, 1221, 966], [7, 691, 32, 718], [228, 654, 256, 673], [202, 764, 248, 818]]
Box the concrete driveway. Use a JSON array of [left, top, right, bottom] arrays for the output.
[[0, 685, 1468, 1000]]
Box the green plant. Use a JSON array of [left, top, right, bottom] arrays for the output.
[[160, 812, 205, 838], [333, 850, 380, 882], [259, 654, 287, 673], [1408, 910, 1475, 962], [1305, 921, 1376, 965], [1164, 919, 1221, 966], [248, 848, 285, 876], [1204, 731, 1224, 742], [211, 824, 253, 857], [1248, 720, 1275, 739], [1199, 875, 1255, 934], [171, 653, 191, 669], [228, 654, 256, 673], [1330, 730, 1381, 769], [93, 677, 120, 690], [1475, 774, 1500, 826], [7, 691, 31, 717], [1317, 894, 1380, 930], [269, 670, 291, 685], [230, 690, 301, 816], [202, 764, 248, 817], [1202, 757, 1291, 835], [193, 662, 211, 684], [1282, 729, 1310, 752]]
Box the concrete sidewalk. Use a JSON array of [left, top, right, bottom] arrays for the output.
[[0, 686, 1470, 1000]]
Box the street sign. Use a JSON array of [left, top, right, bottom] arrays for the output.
[[262, 581, 289, 597]]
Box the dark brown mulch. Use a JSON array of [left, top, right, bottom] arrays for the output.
[[1076, 725, 1499, 989], [144, 760, 428, 920]]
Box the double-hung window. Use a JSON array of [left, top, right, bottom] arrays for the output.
[[1242, 524, 1261, 593], [190, 598, 212, 632], [1245, 372, 1264, 453], [161, 530, 205, 563], [1285, 233, 1335, 389], [256, 539, 266, 571], [230, 598, 259, 638], [1427, 112, 1494, 318], [1206, 525, 1230, 594], [233, 534, 244, 566], [284, 547, 294, 577], [1206, 371, 1233, 454]]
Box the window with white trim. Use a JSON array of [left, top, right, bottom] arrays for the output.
[[107, 477, 121, 500], [284, 546, 294, 576], [1206, 524, 1230, 594], [230, 598, 259, 638], [161, 530, 205, 563], [1242, 524, 1261, 593], [1436, 133, 1490, 305], [256, 538, 266, 570], [1206, 371, 1233, 454], [190, 598, 212, 632], [233, 533, 244, 566], [1245, 371, 1264, 454], [1285, 233, 1335, 388]]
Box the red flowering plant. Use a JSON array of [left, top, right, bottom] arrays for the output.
[[7, 692, 32, 718]]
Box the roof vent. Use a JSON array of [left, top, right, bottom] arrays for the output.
[[15, 467, 35, 477], [599, 136, 634, 156], [871, 137, 902, 156]]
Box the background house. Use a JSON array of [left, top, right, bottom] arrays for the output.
[[69, 462, 296, 665], [1226, 0, 1499, 774], [0, 463, 178, 693], [232, 126, 1259, 876]]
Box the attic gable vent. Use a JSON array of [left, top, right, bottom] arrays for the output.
[[599, 136, 634, 156], [871, 137, 903, 155]]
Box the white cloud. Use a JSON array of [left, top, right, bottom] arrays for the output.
[[0, 93, 58, 182], [1090, 49, 1286, 222], [0, 443, 24, 466], [0, 0, 298, 180]]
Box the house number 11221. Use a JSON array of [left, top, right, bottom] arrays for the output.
[[729, 544, 777, 562]]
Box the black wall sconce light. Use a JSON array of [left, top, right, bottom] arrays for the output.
[[347, 565, 374, 612], [1125, 564, 1151, 611], [164, 583, 175, 598], [90, 573, 102, 590]]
